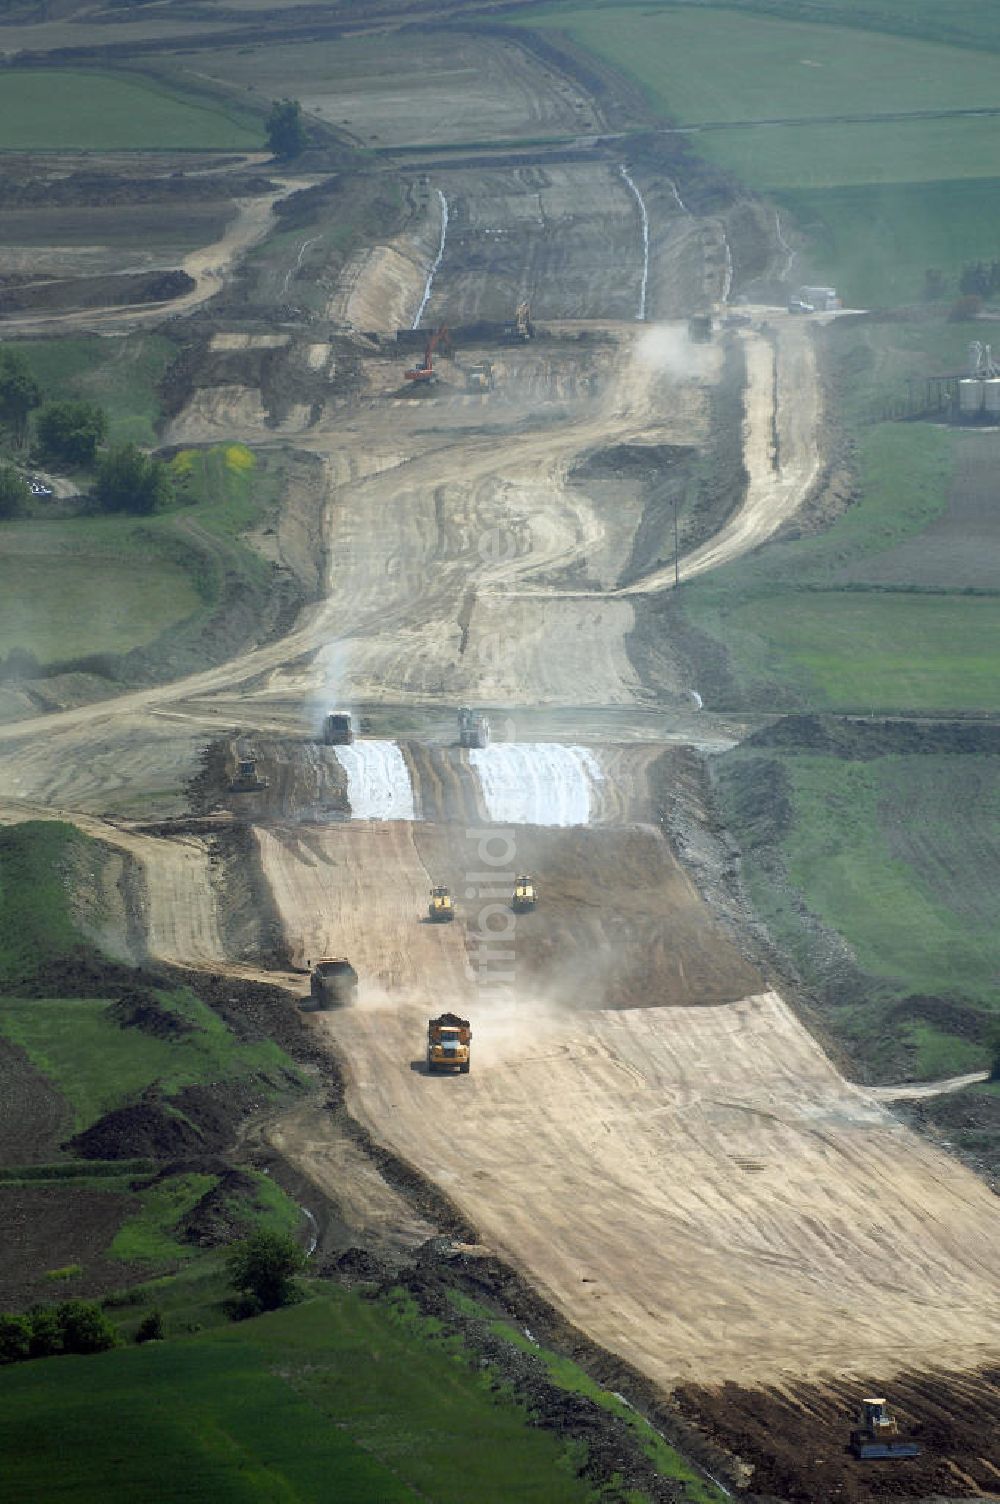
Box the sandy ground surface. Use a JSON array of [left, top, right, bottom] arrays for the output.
[[196, 30, 603, 149], [319, 988, 1000, 1386]]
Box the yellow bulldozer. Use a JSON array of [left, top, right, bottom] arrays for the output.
[[229, 753, 269, 793], [849, 1398, 920, 1460], [428, 885, 455, 922]]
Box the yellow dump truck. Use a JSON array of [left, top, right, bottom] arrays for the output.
[[428, 885, 455, 922], [512, 874, 537, 912], [427, 1013, 471, 1073]]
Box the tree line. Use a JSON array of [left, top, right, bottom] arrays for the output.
[[0, 1230, 306, 1369], [0, 347, 171, 520]]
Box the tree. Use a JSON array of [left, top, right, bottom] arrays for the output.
[[94, 443, 171, 515], [134, 1310, 163, 1344], [0, 464, 30, 520], [0, 348, 41, 448], [266, 98, 306, 160], [227, 1230, 307, 1313], [989, 1020, 1000, 1082], [0, 1314, 31, 1365], [36, 400, 107, 467], [56, 1300, 117, 1355]]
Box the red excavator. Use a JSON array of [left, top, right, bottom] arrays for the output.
[[406, 325, 452, 384]]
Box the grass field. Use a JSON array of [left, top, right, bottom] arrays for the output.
[[0, 444, 281, 672], [0, 70, 262, 151], [451, 1292, 723, 1504], [12, 334, 177, 446], [718, 748, 1000, 1078], [658, 0, 1000, 53], [0, 1293, 606, 1503], [719, 593, 1000, 714], [524, 5, 1000, 304], [0, 990, 300, 1131], [528, 7, 1000, 125], [0, 548, 202, 667], [678, 421, 1000, 714]]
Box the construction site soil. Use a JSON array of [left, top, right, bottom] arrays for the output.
[[1, 9, 998, 1502]]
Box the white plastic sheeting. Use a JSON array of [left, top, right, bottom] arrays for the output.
[[470, 744, 603, 826], [336, 741, 416, 821]]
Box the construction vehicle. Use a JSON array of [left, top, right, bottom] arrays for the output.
[[323, 711, 353, 745], [787, 298, 814, 315], [427, 1012, 471, 1073], [308, 956, 359, 1009], [512, 875, 537, 912], [849, 1398, 920, 1460], [458, 706, 490, 749], [229, 753, 269, 792], [428, 885, 455, 922], [406, 325, 452, 384], [466, 359, 495, 393], [502, 300, 534, 342]]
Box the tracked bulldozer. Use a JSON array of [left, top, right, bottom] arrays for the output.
[[849, 1398, 920, 1460], [230, 753, 269, 792], [428, 885, 455, 922]]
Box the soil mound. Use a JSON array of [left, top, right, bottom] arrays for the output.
[[745, 713, 1000, 760], [180, 1169, 260, 1248], [65, 1101, 204, 1161], [327, 1247, 390, 1285], [108, 991, 197, 1039]]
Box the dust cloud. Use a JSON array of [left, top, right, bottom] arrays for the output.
[[635, 322, 713, 380]]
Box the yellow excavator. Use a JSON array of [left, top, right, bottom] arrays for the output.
[[428, 885, 455, 923]]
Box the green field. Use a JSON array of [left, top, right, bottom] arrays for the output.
[[451, 1291, 722, 1503], [0, 547, 201, 666], [529, 7, 1000, 124], [719, 593, 1000, 714], [0, 1293, 607, 1503], [536, 0, 1000, 54], [0, 444, 280, 674], [717, 746, 1000, 1078], [0, 70, 262, 151], [677, 421, 1000, 714], [13, 334, 177, 446], [524, 5, 1000, 304]]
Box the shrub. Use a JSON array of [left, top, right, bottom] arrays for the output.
[[134, 1310, 164, 1344], [94, 443, 171, 515], [227, 1230, 306, 1314], [56, 1300, 118, 1355], [36, 401, 107, 467], [0, 1314, 31, 1365]]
